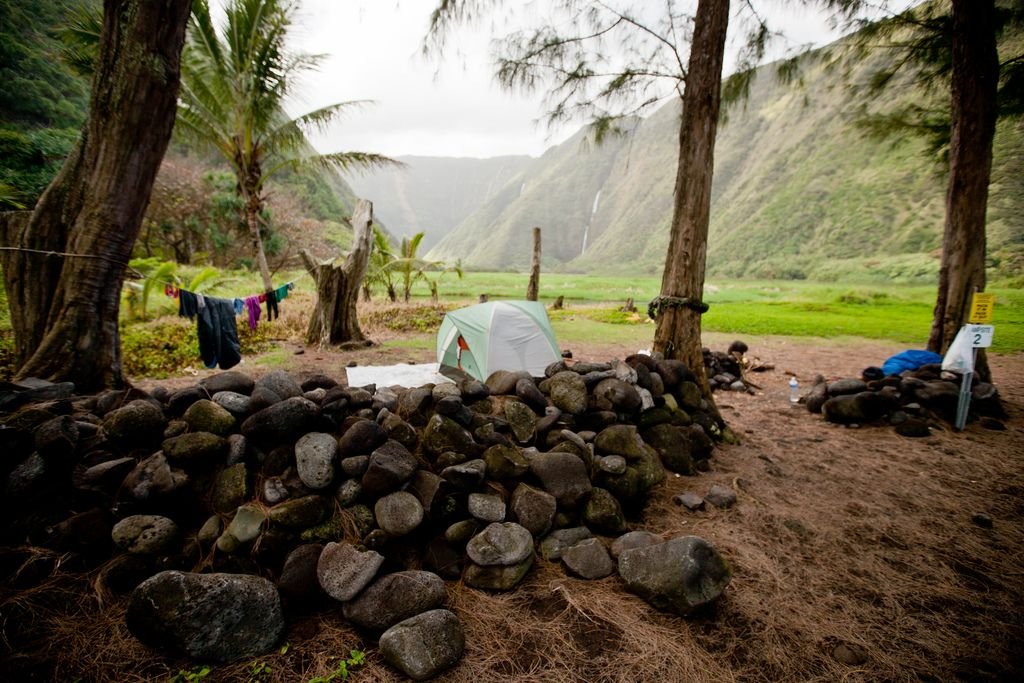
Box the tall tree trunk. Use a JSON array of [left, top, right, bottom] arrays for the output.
[[527, 226, 541, 301], [304, 200, 374, 346], [0, 0, 191, 391], [926, 0, 998, 382], [652, 0, 729, 399], [244, 191, 275, 292]]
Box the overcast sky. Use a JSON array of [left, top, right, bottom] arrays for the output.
[[275, 0, 910, 159]]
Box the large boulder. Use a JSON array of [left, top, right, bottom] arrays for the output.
[[379, 609, 465, 681], [126, 571, 284, 662], [342, 570, 446, 631], [617, 535, 731, 614]]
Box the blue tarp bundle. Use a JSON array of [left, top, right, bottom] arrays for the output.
[[881, 349, 944, 376]]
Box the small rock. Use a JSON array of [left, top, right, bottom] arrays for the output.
[[343, 571, 446, 632], [971, 513, 994, 529], [832, 642, 868, 666], [375, 491, 424, 536], [112, 515, 178, 555], [279, 544, 324, 605], [562, 538, 614, 579], [510, 483, 557, 537], [618, 535, 731, 614], [673, 492, 705, 511], [379, 609, 465, 681], [294, 432, 338, 490], [466, 522, 533, 566], [182, 399, 235, 435], [317, 542, 384, 602], [705, 484, 737, 509], [468, 492, 506, 522], [539, 527, 593, 562], [610, 530, 662, 559]]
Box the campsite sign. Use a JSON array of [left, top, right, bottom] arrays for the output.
[[968, 292, 995, 324], [968, 324, 994, 348]]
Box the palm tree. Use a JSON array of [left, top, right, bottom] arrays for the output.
[[363, 226, 399, 302], [176, 0, 393, 291]]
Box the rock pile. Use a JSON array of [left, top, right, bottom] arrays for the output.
[[1, 356, 733, 679], [803, 364, 1005, 435]]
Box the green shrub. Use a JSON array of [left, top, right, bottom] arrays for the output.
[[121, 316, 273, 378]]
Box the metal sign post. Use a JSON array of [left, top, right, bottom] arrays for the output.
[[953, 323, 995, 431]]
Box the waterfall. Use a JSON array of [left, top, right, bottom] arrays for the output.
[[581, 189, 601, 255]]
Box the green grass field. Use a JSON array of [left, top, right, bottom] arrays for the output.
[[413, 273, 1023, 353]]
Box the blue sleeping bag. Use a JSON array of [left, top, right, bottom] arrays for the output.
[[881, 349, 943, 376]]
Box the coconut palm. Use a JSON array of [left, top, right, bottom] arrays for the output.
[[177, 0, 393, 291], [363, 226, 399, 302]]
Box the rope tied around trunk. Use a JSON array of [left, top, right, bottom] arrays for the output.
[[647, 295, 710, 320]]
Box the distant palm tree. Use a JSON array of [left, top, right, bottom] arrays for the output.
[[363, 226, 399, 302], [177, 0, 393, 291]]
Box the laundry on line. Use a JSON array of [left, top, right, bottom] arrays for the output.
[[167, 281, 296, 370]]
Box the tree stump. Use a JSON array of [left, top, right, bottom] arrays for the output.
[[303, 200, 374, 347]]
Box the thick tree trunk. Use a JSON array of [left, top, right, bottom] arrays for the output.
[[926, 0, 998, 382], [527, 226, 541, 301], [652, 0, 729, 399], [0, 0, 190, 391], [304, 200, 374, 346]]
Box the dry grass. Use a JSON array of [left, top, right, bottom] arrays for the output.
[[5, 346, 1024, 682]]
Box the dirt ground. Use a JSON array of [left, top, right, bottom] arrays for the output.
[[6, 335, 1024, 682]]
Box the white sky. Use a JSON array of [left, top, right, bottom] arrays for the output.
[[275, 0, 911, 159]]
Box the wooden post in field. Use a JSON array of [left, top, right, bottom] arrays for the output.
[[527, 227, 541, 301]]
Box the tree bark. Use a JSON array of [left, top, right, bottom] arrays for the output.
[[527, 226, 541, 301], [0, 0, 191, 391], [926, 0, 998, 382], [243, 186, 275, 292], [304, 199, 374, 346], [652, 0, 730, 399]]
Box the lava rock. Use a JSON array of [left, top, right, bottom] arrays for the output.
[[126, 570, 284, 662], [466, 522, 533, 566], [112, 515, 179, 555], [618, 535, 731, 614], [182, 399, 235, 436], [317, 542, 384, 602], [510, 483, 557, 537], [379, 609, 465, 681], [342, 570, 446, 632], [375, 491, 425, 536], [294, 432, 338, 490], [562, 537, 614, 579], [529, 452, 592, 508]]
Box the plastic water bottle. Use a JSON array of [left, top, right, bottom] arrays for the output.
[[789, 376, 800, 405]]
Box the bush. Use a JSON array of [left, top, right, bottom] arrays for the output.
[[121, 316, 273, 378]]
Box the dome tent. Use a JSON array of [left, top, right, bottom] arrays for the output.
[[436, 300, 561, 382]]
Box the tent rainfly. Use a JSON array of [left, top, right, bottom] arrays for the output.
[[436, 300, 561, 382]]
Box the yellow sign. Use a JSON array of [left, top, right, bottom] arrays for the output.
[[969, 292, 995, 324]]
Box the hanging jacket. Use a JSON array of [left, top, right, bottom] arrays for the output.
[[197, 297, 241, 370], [244, 296, 261, 330]]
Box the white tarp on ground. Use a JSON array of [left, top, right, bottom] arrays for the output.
[[345, 363, 454, 388]]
